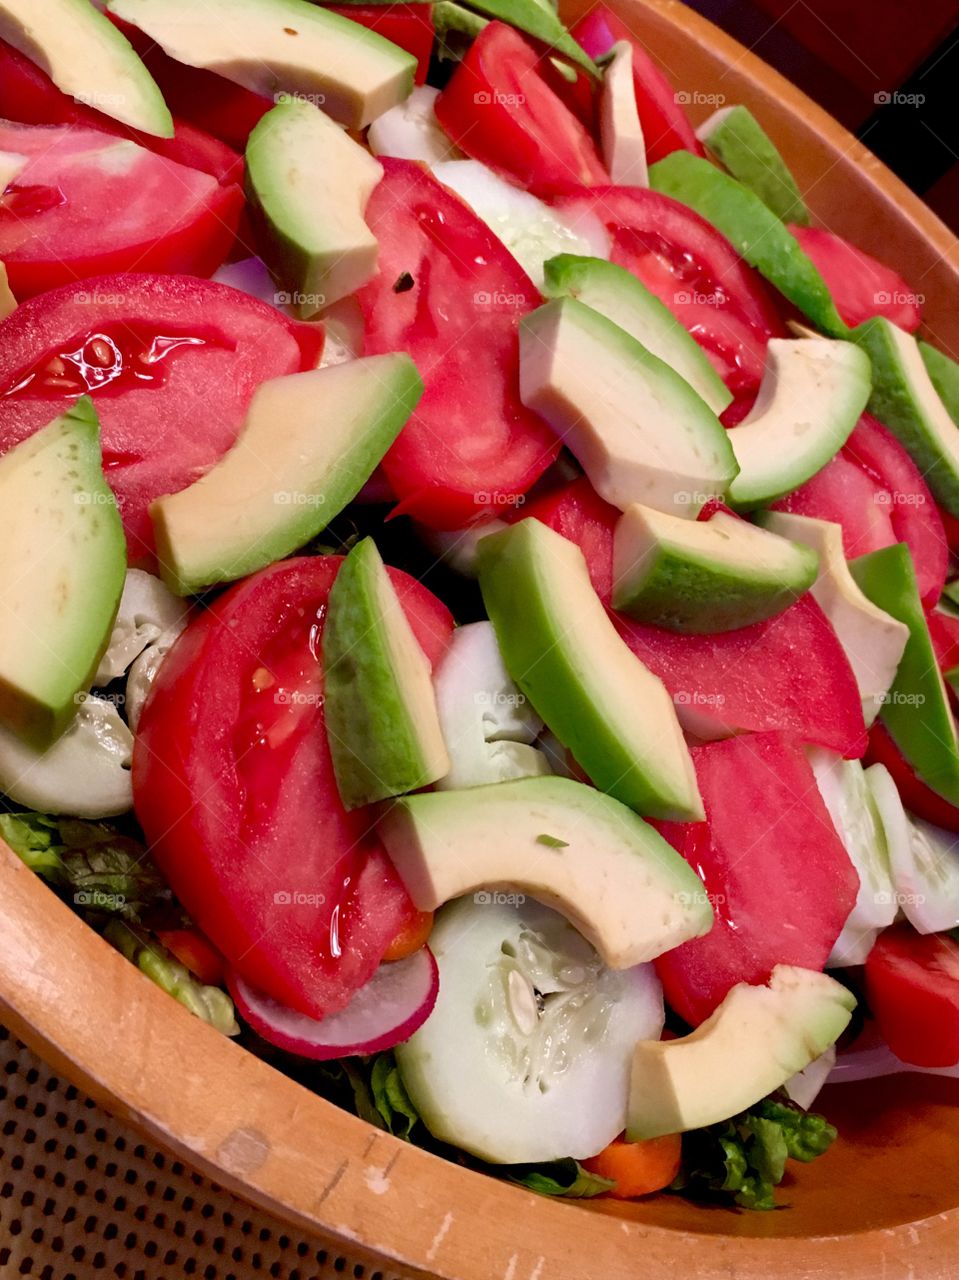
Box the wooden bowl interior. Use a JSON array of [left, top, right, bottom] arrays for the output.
[[2, 1, 959, 1275]]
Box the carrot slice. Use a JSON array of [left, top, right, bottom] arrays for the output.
[[582, 1134, 682, 1199]]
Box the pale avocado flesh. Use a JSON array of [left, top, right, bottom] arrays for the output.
[[612, 505, 818, 632], [378, 775, 714, 968], [323, 538, 449, 810], [850, 543, 959, 805], [478, 519, 704, 821], [542, 255, 732, 416], [627, 966, 855, 1138], [649, 151, 848, 337], [246, 99, 383, 318], [0, 398, 126, 745], [151, 356, 423, 597]]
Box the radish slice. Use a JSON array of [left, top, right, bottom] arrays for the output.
[[228, 947, 439, 1059]]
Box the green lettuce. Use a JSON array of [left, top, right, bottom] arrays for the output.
[[506, 1158, 614, 1199], [672, 1096, 838, 1210]]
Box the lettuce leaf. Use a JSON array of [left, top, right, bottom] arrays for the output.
[[506, 1158, 614, 1199], [672, 1096, 838, 1210]]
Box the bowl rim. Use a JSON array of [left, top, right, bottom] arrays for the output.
[[3, 1, 959, 1276]]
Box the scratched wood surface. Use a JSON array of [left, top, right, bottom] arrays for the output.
[[1, 1, 959, 1275]]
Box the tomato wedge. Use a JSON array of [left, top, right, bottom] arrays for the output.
[[133, 556, 454, 1020], [789, 224, 922, 332], [434, 22, 608, 197], [774, 413, 947, 607], [525, 477, 866, 756], [866, 721, 959, 832], [654, 732, 859, 1026], [572, 7, 705, 164], [358, 158, 559, 528], [551, 186, 784, 393], [865, 924, 959, 1067], [0, 274, 322, 563], [0, 36, 243, 186], [0, 123, 243, 298], [328, 4, 434, 84]]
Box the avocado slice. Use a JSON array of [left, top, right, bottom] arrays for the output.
[[697, 105, 810, 225], [851, 318, 959, 517], [599, 42, 648, 187], [246, 99, 383, 318], [449, 0, 597, 74], [850, 543, 959, 805], [542, 255, 732, 415], [726, 337, 871, 508], [613, 504, 818, 632], [478, 519, 704, 820], [758, 511, 908, 725], [0, 0, 172, 137], [151, 355, 423, 597], [0, 399, 126, 745], [324, 538, 449, 809], [379, 775, 713, 968], [108, 0, 417, 130], [920, 340, 959, 426], [627, 966, 855, 1139], [520, 298, 738, 517], [649, 151, 847, 337]]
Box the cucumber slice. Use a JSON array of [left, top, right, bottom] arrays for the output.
[[394, 896, 664, 1164], [867, 762, 959, 934], [808, 750, 896, 967]]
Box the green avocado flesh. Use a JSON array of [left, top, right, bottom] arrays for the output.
[[323, 538, 449, 809], [478, 519, 704, 821], [0, 399, 126, 745], [612, 504, 818, 632], [698, 105, 810, 225], [850, 543, 959, 805], [649, 151, 848, 337]]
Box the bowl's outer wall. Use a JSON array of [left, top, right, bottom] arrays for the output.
[[2, 2, 959, 1277]]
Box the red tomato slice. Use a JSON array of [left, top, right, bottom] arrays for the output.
[[0, 274, 322, 563], [358, 158, 558, 529], [0, 38, 243, 186], [789, 224, 922, 332], [772, 450, 896, 557], [0, 123, 242, 298], [653, 732, 859, 1025], [865, 924, 959, 1067], [845, 414, 947, 607], [927, 608, 959, 684], [434, 22, 608, 198], [156, 927, 226, 987], [328, 4, 434, 84], [525, 477, 866, 757], [866, 721, 959, 832], [551, 186, 784, 393], [108, 15, 271, 150], [572, 7, 705, 164], [133, 556, 455, 1020]]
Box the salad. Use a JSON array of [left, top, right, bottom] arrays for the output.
[[1, 0, 958, 1218]]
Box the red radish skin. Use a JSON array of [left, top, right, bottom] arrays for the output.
[[228, 948, 439, 1059], [653, 732, 860, 1025]]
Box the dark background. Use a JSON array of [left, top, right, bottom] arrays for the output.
[[685, 0, 959, 231]]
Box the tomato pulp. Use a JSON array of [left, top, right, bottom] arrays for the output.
[[133, 556, 454, 1020], [0, 274, 323, 562], [358, 159, 559, 528]]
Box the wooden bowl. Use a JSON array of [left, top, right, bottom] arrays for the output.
[[3, 3, 959, 1276]]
